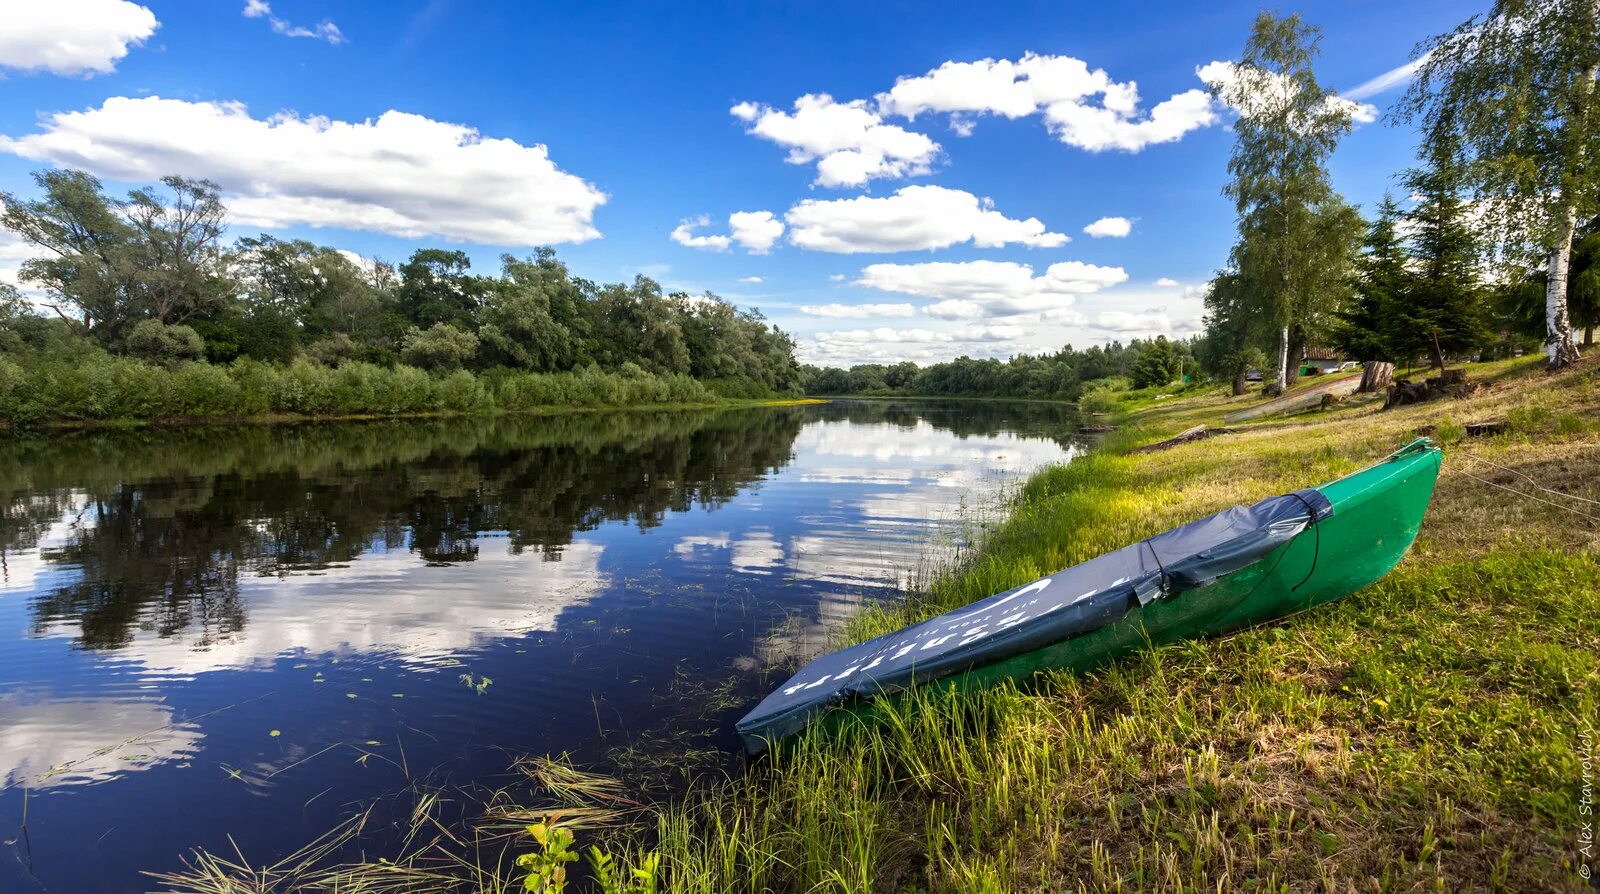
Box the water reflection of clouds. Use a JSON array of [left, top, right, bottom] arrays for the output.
[[788, 423, 1075, 586], [0, 691, 202, 790], [674, 528, 785, 576], [29, 538, 609, 675], [0, 410, 1076, 797], [751, 419, 1077, 667], [731, 529, 784, 575]]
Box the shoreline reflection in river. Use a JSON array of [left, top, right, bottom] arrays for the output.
[[0, 399, 1079, 892]]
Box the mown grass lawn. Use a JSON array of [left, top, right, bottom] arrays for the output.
[[659, 357, 1599, 892]]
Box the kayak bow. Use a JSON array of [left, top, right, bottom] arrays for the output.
[[737, 439, 1443, 753]]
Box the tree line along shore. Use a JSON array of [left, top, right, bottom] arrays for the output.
[[805, 6, 1599, 412], [0, 173, 803, 427]]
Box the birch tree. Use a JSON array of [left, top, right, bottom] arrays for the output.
[[1213, 12, 1361, 392], [1398, 0, 1600, 368]]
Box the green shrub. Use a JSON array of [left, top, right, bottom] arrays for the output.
[[380, 364, 437, 413], [330, 361, 381, 414], [0, 354, 737, 427], [0, 357, 38, 425], [124, 319, 206, 367], [171, 362, 244, 417], [225, 359, 277, 416], [703, 377, 774, 399], [270, 358, 339, 415], [401, 323, 479, 371], [436, 369, 489, 412]]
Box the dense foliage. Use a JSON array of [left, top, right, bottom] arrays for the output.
[[801, 339, 1197, 400], [0, 356, 724, 426], [1397, 0, 1600, 367], [1329, 173, 1497, 371], [1200, 6, 1599, 388], [0, 169, 801, 425], [1495, 215, 1600, 348]]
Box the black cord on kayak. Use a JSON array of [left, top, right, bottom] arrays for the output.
[[1142, 538, 1169, 595], [1287, 492, 1321, 592]]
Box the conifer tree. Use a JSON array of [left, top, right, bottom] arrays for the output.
[[1332, 195, 1406, 364], [1386, 133, 1489, 370]]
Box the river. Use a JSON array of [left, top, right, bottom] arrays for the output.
[[0, 400, 1081, 892]]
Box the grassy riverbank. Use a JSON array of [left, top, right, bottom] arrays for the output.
[[659, 356, 1599, 891], [0, 356, 814, 429]]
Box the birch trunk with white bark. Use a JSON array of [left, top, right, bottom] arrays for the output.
[[1274, 326, 1289, 392], [1546, 208, 1581, 368], [1547, 9, 1598, 369]]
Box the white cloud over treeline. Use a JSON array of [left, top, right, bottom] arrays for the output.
[[732, 51, 1380, 187], [0, 97, 607, 245]]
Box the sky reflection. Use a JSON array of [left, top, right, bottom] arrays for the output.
[[0, 401, 1079, 893]]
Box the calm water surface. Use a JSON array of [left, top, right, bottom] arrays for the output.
[[0, 400, 1079, 892]]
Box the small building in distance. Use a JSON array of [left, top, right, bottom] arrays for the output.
[[1302, 346, 1359, 376]]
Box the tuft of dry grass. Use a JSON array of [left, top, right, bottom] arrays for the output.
[[146, 757, 649, 894]]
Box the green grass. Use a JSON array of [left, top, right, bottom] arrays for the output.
[[653, 357, 1600, 892]]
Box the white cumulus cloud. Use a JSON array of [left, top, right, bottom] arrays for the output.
[[738, 275, 764, 284], [671, 215, 732, 251], [1083, 216, 1132, 238], [0, 0, 157, 76], [0, 227, 47, 304], [785, 185, 1068, 254], [856, 259, 1127, 319], [1092, 310, 1172, 333], [798, 303, 916, 318], [0, 96, 607, 245], [1154, 277, 1180, 287], [243, 0, 344, 44], [672, 210, 784, 253], [876, 52, 1219, 152], [728, 210, 785, 253], [806, 324, 1025, 365], [730, 94, 941, 187]]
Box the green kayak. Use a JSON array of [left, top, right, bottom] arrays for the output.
[[738, 439, 1444, 752]]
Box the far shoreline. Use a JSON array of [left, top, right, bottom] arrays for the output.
[[0, 397, 830, 435]]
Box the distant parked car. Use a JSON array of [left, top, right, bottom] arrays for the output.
[[1245, 368, 1264, 382]]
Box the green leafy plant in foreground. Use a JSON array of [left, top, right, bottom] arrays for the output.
[[517, 821, 579, 892], [517, 819, 660, 894]]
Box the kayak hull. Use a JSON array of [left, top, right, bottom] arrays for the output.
[[744, 441, 1443, 751], [930, 441, 1441, 693]]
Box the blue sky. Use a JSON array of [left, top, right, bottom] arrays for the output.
[[0, 0, 1480, 365]]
